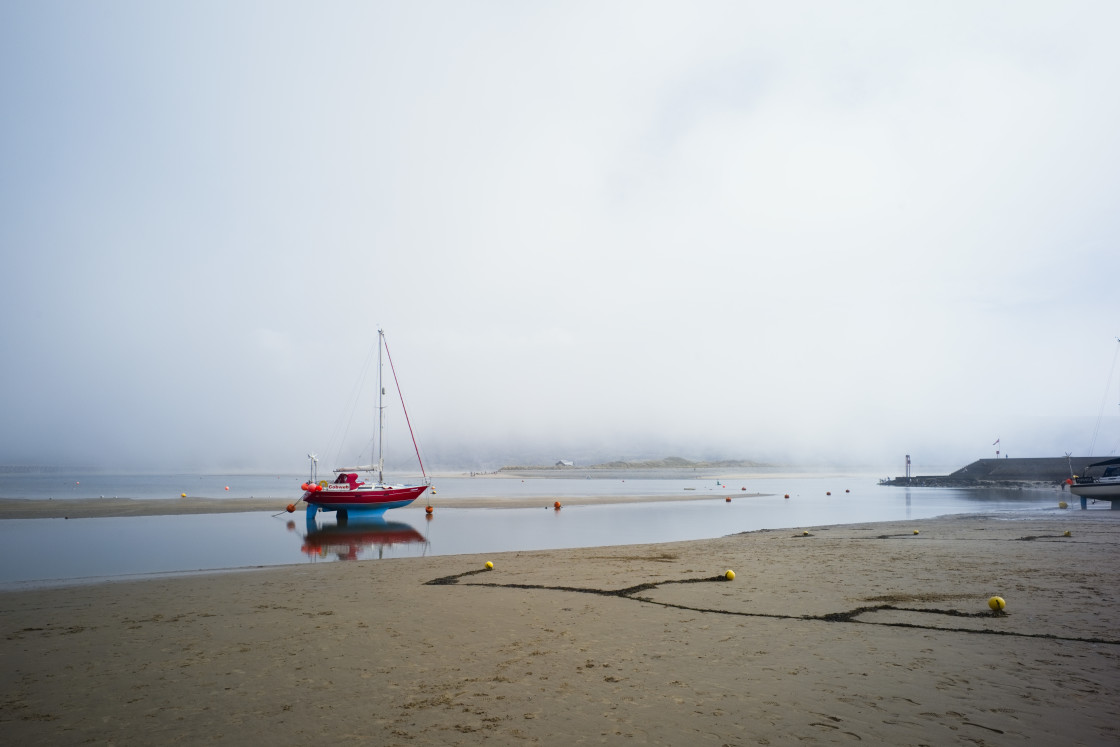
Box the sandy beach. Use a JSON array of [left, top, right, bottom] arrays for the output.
[[3, 509, 1118, 744]]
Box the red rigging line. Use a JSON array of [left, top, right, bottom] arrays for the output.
[[382, 335, 428, 481]]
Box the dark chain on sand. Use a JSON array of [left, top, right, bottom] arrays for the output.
[[425, 569, 1120, 646]]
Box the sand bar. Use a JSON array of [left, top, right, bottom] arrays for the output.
[[0, 491, 763, 519], [2, 510, 1118, 744]]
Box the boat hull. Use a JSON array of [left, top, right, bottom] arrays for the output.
[[302, 484, 428, 513], [1069, 481, 1120, 499]]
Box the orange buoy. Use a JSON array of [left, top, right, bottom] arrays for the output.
[[225, 486, 230, 491], [554, 501, 562, 509], [285, 504, 295, 513], [845, 489, 849, 493], [725, 497, 731, 502], [826, 491, 831, 496], [425, 505, 433, 515], [741, 486, 746, 491], [784, 494, 790, 499]]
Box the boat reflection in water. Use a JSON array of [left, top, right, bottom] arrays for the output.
[[299, 512, 427, 561]]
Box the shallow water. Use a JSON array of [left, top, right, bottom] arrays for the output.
[[0, 474, 1083, 589], [0, 469, 911, 501]]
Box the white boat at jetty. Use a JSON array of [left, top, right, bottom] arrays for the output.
[[1069, 457, 1120, 501], [1068, 339, 1120, 507]]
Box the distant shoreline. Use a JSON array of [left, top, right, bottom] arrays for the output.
[[499, 456, 774, 471]]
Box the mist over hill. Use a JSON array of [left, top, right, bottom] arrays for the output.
[[499, 456, 773, 471]]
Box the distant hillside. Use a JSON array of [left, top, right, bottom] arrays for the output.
[[499, 456, 772, 471]]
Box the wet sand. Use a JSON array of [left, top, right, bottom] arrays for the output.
[[2, 511, 1118, 744]]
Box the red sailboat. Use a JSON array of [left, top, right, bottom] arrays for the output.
[[300, 329, 430, 518]]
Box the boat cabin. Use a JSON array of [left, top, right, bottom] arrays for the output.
[[333, 472, 365, 488]]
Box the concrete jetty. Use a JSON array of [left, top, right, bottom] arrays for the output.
[[881, 456, 1096, 487], [882, 456, 1119, 509]]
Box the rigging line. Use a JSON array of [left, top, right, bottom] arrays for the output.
[[326, 339, 378, 470], [1088, 337, 1120, 457], [382, 333, 428, 481]]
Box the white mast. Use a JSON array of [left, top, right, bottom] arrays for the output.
[[377, 328, 386, 484]]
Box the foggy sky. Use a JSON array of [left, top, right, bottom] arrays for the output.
[[2, 2, 1118, 474]]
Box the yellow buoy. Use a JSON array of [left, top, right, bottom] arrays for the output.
[[485, 561, 494, 570], [1063, 530, 1072, 537], [988, 596, 1006, 611], [913, 529, 919, 535], [724, 570, 735, 580], [180, 492, 187, 498], [1058, 501, 1068, 509], [802, 530, 809, 536]]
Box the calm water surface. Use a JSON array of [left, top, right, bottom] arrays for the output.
[[0, 474, 1078, 589]]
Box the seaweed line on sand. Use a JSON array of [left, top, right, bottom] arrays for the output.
[[424, 569, 1120, 646]]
